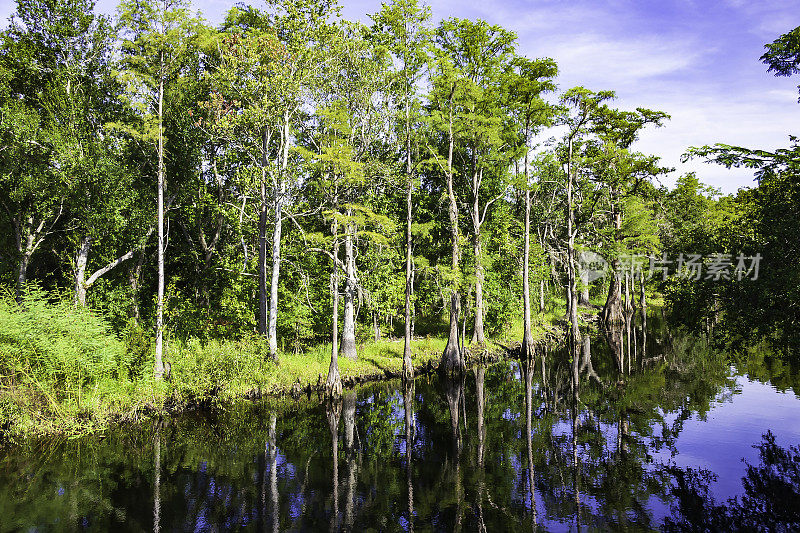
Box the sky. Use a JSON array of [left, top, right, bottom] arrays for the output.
[[2, 0, 799, 194]]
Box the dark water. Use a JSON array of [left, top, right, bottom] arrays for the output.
[[2, 319, 799, 532]]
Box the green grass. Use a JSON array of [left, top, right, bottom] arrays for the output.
[[166, 335, 448, 403], [0, 288, 162, 439], [0, 290, 563, 441]]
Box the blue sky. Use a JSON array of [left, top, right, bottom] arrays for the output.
[[3, 0, 799, 193]]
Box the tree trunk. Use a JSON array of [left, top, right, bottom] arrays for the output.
[[601, 200, 624, 325], [442, 295, 463, 372], [403, 98, 414, 381], [440, 98, 462, 374], [624, 267, 631, 314], [342, 218, 357, 360], [258, 199, 268, 335], [373, 311, 380, 342], [579, 269, 590, 306], [565, 283, 572, 320], [326, 220, 342, 397], [522, 178, 533, 360], [639, 269, 647, 319], [566, 138, 580, 360], [268, 196, 282, 360], [154, 71, 165, 381], [257, 127, 272, 337], [472, 170, 486, 346], [267, 116, 290, 361], [601, 265, 624, 325], [472, 231, 486, 345], [410, 262, 416, 338], [15, 215, 41, 304], [73, 236, 92, 306], [460, 294, 467, 354], [16, 243, 32, 305]]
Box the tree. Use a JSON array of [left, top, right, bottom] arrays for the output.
[[324, 24, 392, 362], [370, 0, 431, 380], [117, 0, 199, 378], [684, 25, 800, 350], [590, 105, 667, 325], [557, 87, 614, 356], [761, 25, 800, 100], [505, 56, 557, 360], [206, 1, 338, 360], [298, 22, 394, 392], [435, 18, 517, 347], [36, 4, 152, 308], [427, 28, 466, 373], [0, 0, 99, 303]]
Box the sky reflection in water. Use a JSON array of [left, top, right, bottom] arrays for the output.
[[1, 320, 799, 531]]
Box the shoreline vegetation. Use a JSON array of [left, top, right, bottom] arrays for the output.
[[2, 0, 797, 448], [0, 288, 576, 442]]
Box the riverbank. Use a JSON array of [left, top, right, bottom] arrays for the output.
[[0, 291, 569, 442]]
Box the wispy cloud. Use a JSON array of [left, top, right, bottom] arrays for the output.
[[3, 0, 798, 194], [542, 33, 701, 88]]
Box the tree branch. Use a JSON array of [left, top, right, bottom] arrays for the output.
[[85, 227, 155, 288]]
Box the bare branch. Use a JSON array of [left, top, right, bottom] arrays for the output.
[[85, 227, 155, 288], [480, 184, 512, 227], [307, 247, 346, 270]]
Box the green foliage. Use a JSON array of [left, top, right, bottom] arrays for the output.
[[761, 25, 800, 99], [0, 288, 125, 388], [169, 336, 271, 401], [677, 25, 800, 353], [0, 287, 158, 438], [2, 0, 800, 439], [121, 318, 152, 380]]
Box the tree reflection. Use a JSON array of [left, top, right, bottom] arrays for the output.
[[342, 392, 357, 531], [325, 398, 341, 533], [1, 322, 797, 532], [522, 355, 538, 530], [664, 431, 800, 532], [403, 380, 415, 533]]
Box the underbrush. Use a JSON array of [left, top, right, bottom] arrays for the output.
[[0, 288, 158, 439], [0, 291, 447, 440], [0, 289, 558, 441]]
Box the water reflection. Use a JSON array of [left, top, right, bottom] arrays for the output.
[[403, 380, 414, 532], [326, 398, 341, 532], [1, 318, 799, 531], [522, 355, 537, 529], [153, 420, 162, 533]]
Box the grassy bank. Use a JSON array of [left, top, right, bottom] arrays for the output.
[[0, 290, 563, 442]]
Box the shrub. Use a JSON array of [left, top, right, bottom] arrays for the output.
[[0, 287, 126, 395]]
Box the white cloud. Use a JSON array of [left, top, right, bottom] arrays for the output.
[[541, 33, 701, 89], [635, 90, 800, 192], [4, 0, 798, 195]]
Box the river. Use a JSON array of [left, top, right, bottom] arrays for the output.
[[1, 317, 799, 531]]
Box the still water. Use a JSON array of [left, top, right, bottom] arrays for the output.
[[2, 320, 799, 531]]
